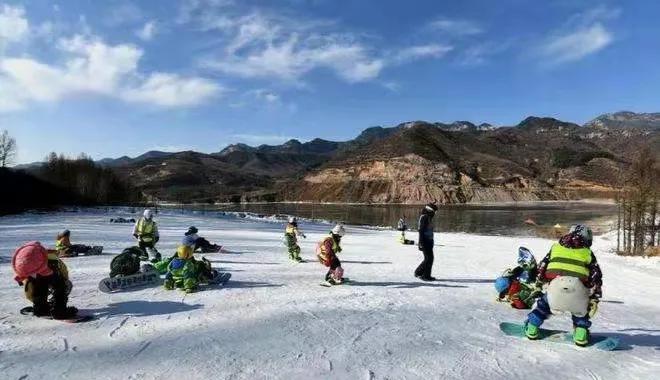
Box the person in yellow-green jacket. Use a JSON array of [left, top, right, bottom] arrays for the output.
[[55, 229, 95, 257], [132, 209, 160, 262], [524, 224, 603, 347], [284, 216, 306, 262]]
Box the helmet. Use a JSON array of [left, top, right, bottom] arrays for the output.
[[517, 247, 536, 269], [186, 226, 198, 235], [12, 242, 53, 282], [569, 224, 593, 247], [288, 216, 297, 224], [176, 245, 194, 260], [494, 276, 511, 294], [182, 235, 197, 247], [424, 202, 438, 213], [331, 224, 346, 237], [57, 229, 70, 239], [143, 209, 154, 219]]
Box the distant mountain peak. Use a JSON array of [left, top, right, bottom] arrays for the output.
[[585, 111, 660, 130]]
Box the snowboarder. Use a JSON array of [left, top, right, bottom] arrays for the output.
[[495, 247, 541, 309], [415, 203, 438, 281], [163, 244, 217, 293], [284, 216, 306, 262], [316, 224, 346, 285], [183, 226, 222, 253], [12, 241, 78, 319], [55, 229, 95, 257], [133, 209, 160, 262], [523, 224, 603, 346]]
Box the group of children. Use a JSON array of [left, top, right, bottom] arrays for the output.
[[494, 224, 603, 346], [11, 208, 605, 346]]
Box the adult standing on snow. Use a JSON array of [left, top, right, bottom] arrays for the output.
[[415, 203, 438, 281], [133, 209, 160, 261]]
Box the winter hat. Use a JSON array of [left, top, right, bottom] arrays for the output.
[[560, 224, 593, 248], [143, 209, 154, 220], [288, 216, 297, 224], [182, 234, 197, 247], [331, 224, 346, 237], [57, 229, 71, 239], [12, 242, 53, 283], [424, 202, 438, 213], [185, 226, 198, 236], [176, 245, 194, 260]]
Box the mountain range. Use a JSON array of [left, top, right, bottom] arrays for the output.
[[25, 111, 660, 204]]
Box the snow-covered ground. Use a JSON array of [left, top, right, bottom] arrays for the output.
[[0, 210, 658, 380]]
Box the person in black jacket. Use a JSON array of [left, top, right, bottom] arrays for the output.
[[415, 202, 438, 281]]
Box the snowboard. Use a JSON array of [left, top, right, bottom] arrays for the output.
[[98, 269, 161, 293], [320, 277, 350, 287], [199, 245, 223, 253], [85, 246, 104, 255], [20, 306, 94, 323], [206, 272, 231, 286], [499, 322, 619, 351]]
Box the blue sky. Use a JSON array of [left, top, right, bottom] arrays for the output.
[[1, 0, 659, 164]]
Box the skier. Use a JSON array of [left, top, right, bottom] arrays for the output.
[[495, 247, 541, 309], [55, 229, 95, 257], [396, 217, 407, 244], [12, 241, 78, 319], [284, 216, 306, 262], [415, 203, 438, 281], [132, 209, 160, 262], [183, 226, 222, 253], [316, 224, 346, 285], [523, 224, 603, 346]]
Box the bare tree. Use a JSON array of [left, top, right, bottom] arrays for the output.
[[0, 130, 17, 167]]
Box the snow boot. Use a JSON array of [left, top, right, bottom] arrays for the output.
[[164, 278, 175, 290], [52, 306, 78, 320], [573, 327, 589, 347], [524, 322, 540, 340]]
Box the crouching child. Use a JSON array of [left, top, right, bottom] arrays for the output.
[[494, 246, 541, 309]]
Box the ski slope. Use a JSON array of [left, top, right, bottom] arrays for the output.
[[0, 210, 658, 380]]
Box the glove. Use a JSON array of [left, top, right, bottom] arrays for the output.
[[301, 233, 307, 239], [588, 298, 599, 318], [531, 280, 544, 295], [133, 234, 139, 239], [155, 237, 160, 243], [418, 244, 423, 251]]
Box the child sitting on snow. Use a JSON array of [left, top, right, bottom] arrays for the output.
[[183, 226, 222, 253], [12, 241, 78, 319], [495, 247, 540, 309], [524, 224, 603, 347], [316, 224, 346, 284], [284, 216, 306, 262], [55, 229, 95, 257], [163, 244, 218, 293]]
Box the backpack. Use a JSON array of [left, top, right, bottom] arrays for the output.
[[109, 247, 143, 277]]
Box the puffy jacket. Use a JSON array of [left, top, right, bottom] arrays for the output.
[[316, 235, 341, 266], [538, 239, 603, 298], [418, 213, 434, 248]]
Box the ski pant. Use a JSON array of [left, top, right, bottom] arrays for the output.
[[415, 245, 434, 278], [287, 242, 301, 259], [194, 237, 219, 253], [325, 257, 342, 281], [527, 294, 591, 329], [24, 274, 69, 316], [138, 241, 160, 261]]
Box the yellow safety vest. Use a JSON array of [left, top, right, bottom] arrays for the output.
[[137, 218, 156, 242], [55, 238, 69, 251], [546, 243, 592, 278], [285, 225, 297, 235]]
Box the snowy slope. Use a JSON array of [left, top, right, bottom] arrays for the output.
[[0, 210, 658, 380]]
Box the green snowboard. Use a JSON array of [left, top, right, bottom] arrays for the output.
[[499, 322, 619, 351]]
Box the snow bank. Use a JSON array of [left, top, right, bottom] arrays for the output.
[[0, 210, 658, 379]]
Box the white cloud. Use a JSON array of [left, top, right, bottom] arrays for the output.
[[136, 20, 157, 41], [250, 89, 280, 103], [540, 23, 612, 64], [394, 44, 453, 63], [427, 17, 482, 36], [0, 34, 221, 111], [0, 4, 29, 45], [105, 2, 143, 26], [123, 72, 222, 106], [537, 6, 619, 65]]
